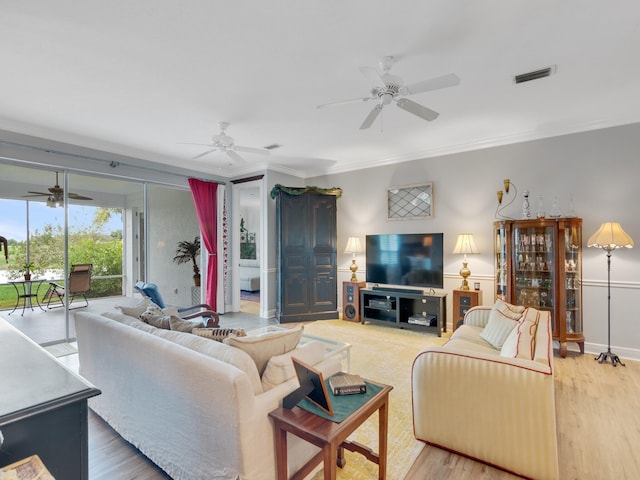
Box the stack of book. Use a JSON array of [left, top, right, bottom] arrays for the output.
[[329, 372, 367, 395]]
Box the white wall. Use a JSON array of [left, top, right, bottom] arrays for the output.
[[309, 123, 640, 358]]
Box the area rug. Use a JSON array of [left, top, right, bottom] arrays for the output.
[[44, 342, 78, 358], [303, 319, 448, 480]]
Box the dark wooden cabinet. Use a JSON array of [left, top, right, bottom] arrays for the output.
[[0, 320, 100, 479], [275, 189, 340, 323]]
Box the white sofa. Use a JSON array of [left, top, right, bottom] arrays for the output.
[[74, 310, 340, 480], [412, 304, 559, 480]]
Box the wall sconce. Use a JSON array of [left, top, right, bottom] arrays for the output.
[[452, 233, 479, 290], [344, 236, 363, 282], [495, 178, 518, 219]]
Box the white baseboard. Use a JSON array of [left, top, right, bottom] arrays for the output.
[[558, 340, 640, 362]]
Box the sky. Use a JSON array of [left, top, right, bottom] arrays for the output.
[[0, 199, 122, 242]]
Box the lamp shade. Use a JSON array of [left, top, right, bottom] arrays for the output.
[[344, 236, 363, 255], [452, 234, 479, 255], [587, 222, 634, 252]]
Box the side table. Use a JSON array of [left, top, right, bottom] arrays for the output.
[[8, 279, 46, 316], [269, 379, 393, 480]]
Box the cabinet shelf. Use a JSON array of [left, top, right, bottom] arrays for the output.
[[360, 288, 446, 336]]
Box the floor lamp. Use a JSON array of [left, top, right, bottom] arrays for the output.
[[587, 222, 634, 367]]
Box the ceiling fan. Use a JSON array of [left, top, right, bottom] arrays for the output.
[[24, 171, 92, 207], [180, 122, 270, 163], [317, 56, 460, 130]]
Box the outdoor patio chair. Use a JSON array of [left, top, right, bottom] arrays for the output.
[[44, 263, 93, 309], [134, 281, 219, 327]]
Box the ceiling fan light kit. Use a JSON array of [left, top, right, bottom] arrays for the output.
[[318, 55, 460, 130]]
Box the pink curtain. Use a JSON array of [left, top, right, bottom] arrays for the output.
[[188, 178, 219, 309]]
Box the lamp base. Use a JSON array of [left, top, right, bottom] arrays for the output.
[[595, 350, 626, 367]]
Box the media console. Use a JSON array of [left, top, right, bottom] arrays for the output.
[[360, 287, 447, 336]]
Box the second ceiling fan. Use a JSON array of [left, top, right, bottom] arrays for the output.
[[318, 56, 460, 130], [181, 122, 270, 164]]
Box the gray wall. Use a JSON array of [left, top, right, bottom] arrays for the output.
[[308, 123, 640, 358]]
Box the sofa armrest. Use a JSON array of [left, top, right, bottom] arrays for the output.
[[462, 306, 491, 328], [412, 346, 559, 480]]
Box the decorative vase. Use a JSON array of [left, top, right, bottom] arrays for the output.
[[24, 273, 31, 281]]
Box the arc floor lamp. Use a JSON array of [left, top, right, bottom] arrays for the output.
[[587, 222, 634, 367]]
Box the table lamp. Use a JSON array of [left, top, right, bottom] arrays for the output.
[[344, 236, 363, 282], [452, 233, 479, 290]]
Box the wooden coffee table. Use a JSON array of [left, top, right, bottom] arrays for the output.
[[269, 379, 392, 480]]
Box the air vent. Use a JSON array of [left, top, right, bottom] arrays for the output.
[[514, 65, 556, 84], [263, 143, 282, 150]]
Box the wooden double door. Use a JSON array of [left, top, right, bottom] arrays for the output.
[[276, 190, 339, 323]]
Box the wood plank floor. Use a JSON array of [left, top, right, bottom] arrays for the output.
[[56, 321, 640, 479]]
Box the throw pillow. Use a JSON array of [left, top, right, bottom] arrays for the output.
[[500, 308, 540, 360], [168, 315, 206, 332], [261, 340, 325, 391], [140, 302, 171, 329], [479, 299, 524, 349], [115, 297, 151, 318], [224, 325, 304, 376], [141, 283, 166, 308], [192, 327, 247, 341]]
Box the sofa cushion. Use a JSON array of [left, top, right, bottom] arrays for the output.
[[102, 310, 159, 334], [152, 328, 263, 394], [500, 308, 541, 360], [224, 325, 303, 376], [479, 300, 524, 349], [261, 340, 325, 391], [115, 297, 151, 318]]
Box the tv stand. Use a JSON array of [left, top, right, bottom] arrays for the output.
[[360, 288, 447, 336], [371, 285, 424, 295]]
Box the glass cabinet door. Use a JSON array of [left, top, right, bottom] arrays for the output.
[[512, 224, 555, 325], [563, 222, 582, 336], [494, 222, 508, 300]]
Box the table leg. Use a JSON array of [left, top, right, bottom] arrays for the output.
[[378, 400, 389, 480], [274, 425, 288, 480], [323, 444, 337, 480]]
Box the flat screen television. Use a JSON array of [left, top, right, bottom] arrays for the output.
[[365, 233, 444, 289]]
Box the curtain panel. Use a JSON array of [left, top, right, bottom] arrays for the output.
[[188, 178, 219, 310]]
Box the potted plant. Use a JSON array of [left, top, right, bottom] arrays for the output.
[[20, 262, 35, 281], [173, 237, 201, 286]]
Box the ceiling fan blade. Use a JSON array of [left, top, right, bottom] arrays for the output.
[[404, 73, 460, 96], [235, 146, 270, 156], [317, 96, 374, 109], [68, 193, 93, 200], [396, 98, 439, 121], [192, 149, 217, 160], [359, 66, 387, 90], [360, 104, 383, 130], [226, 150, 246, 163], [178, 142, 215, 147], [25, 191, 50, 196]]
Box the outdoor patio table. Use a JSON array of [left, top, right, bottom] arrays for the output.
[[8, 279, 46, 316]]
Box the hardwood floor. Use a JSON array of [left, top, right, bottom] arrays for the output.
[[55, 319, 640, 479]]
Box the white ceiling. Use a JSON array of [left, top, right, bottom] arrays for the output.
[[1, 1, 639, 179]]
